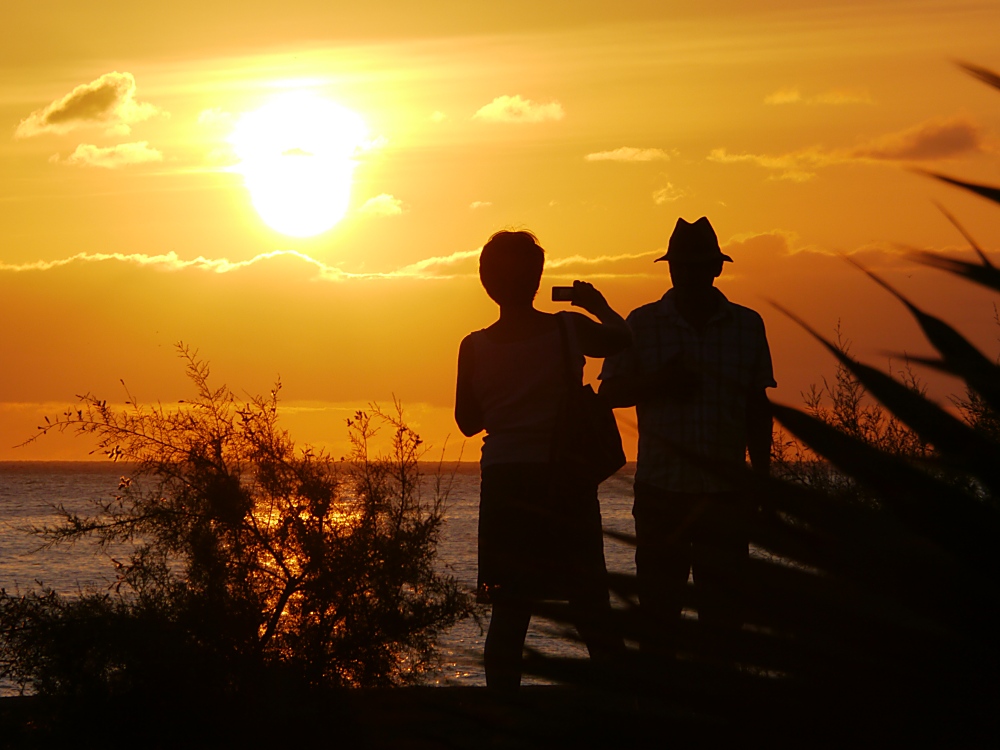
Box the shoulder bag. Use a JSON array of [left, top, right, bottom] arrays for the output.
[[551, 314, 626, 484]]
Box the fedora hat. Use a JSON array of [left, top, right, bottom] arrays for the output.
[[655, 216, 733, 263]]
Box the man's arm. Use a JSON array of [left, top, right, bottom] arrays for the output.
[[746, 388, 772, 476], [454, 337, 484, 437]]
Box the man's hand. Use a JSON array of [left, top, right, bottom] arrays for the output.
[[746, 388, 772, 477]]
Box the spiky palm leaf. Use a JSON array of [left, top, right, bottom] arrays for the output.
[[523, 62, 1000, 739]]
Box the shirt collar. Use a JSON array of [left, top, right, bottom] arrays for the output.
[[656, 287, 733, 325]]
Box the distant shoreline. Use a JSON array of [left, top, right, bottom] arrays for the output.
[[0, 460, 639, 466], [0, 461, 637, 475], [0, 460, 483, 467]]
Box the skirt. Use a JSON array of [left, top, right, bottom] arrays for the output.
[[477, 462, 609, 604]]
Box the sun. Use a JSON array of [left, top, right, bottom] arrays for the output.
[[229, 92, 368, 238]]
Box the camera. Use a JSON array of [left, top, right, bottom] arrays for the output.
[[551, 286, 575, 302]]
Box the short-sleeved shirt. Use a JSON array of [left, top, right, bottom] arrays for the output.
[[600, 288, 776, 493], [467, 312, 584, 467]]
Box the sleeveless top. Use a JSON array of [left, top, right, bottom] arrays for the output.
[[469, 311, 585, 467]]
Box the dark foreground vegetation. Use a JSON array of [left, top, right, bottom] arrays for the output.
[[520, 61, 1000, 746], [3, 63, 1000, 748], [0, 349, 473, 699]]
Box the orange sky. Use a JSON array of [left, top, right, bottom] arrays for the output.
[[3, 1, 1000, 461]]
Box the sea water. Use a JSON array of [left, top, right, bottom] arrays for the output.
[[0, 462, 638, 691]]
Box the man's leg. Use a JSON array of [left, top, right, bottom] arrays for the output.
[[633, 484, 698, 658], [484, 601, 532, 691], [691, 492, 750, 665]]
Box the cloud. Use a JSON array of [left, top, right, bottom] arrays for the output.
[[392, 249, 480, 277], [764, 87, 872, 105], [430, 111, 447, 123], [473, 95, 564, 123], [0, 247, 492, 282], [585, 147, 671, 162], [25, 239, 944, 286], [721, 230, 799, 261], [7, 233, 958, 286], [547, 252, 654, 268], [197, 107, 233, 126], [708, 148, 818, 182], [717, 229, 994, 277], [16, 72, 159, 138], [358, 194, 404, 216], [652, 184, 686, 204], [54, 141, 163, 169], [709, 116, 987, 180], [469, 201, 492, 210], [725, 229, 987, 267], [0, 249, 332, 276], [0, 249, 397, 281], [0, 244, 672, 283], [546, 251, 658, 279], [764, 88, 803, 105], [845, 116, 984, 161]]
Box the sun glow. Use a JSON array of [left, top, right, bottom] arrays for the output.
[[229, 92, 368, 237]]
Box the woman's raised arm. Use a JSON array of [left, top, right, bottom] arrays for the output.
[[566, 281, 632, 358]]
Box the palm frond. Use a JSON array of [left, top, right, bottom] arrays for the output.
[[934, 202, 994, 268], [921, 170, 1000, 206], [772, 300, 1000, 491], [957, 60, 1000, 92], [773, 402, 1000, 588], [844, 256, 1000, 411], [912, 251, 1000, 293]]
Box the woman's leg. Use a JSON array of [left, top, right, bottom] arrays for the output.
[[569, 583, 625, 661], [563, 474, 626, 659], [484, 601, 532, 691]]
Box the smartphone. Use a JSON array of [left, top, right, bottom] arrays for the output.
[[551, 286, 575, 302]]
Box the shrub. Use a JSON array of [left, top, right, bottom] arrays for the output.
[[0, 346, 473, 696], [771, 325, 933, 505]]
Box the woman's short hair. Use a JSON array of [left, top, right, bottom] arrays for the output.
[[479, 230, 545, 305]]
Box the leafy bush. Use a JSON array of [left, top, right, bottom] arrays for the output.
[[771, 326, 932, 505], [0, 346, 473, 696]]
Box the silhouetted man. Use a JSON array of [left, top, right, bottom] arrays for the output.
[[599, 216, 776, 663]]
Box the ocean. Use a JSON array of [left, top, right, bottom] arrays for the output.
[[0, 462, 639, 691]]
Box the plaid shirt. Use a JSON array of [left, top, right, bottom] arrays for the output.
[[600, 288, 776, 493]]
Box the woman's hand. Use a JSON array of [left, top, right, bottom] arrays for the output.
[[570, 280, 611, 317], [567, 280, 632, 357]]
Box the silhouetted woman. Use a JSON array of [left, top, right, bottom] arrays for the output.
[[454, 230, 631, 690]]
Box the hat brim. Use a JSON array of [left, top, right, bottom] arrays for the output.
[[654, 252, 734, 263]]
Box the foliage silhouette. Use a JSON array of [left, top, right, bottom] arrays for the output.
[[520, 63, 1000, 742], [0, 345, 473, 696]]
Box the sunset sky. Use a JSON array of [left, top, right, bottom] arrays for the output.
[[3, 1, 1000, 461]]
